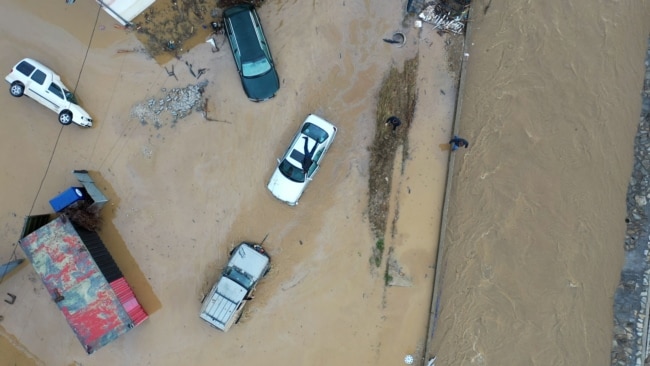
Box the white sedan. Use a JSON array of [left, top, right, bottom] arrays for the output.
[[5, 58, 93, 127], [267, 114, 338, 206]]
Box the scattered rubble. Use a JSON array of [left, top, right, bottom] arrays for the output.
[[611, 38, 650, 366], [417, 0, 470, 35], [61, 201, 103, 232], [126, 0, 266, 62], [130, 81, 208, 128], [164, 65, 178, 81], [116, 47, 149, 56]]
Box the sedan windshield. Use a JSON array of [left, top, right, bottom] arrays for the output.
[[64, 89, 78, 104], [278, 159, 306, 183], [242, 57, 271, 77]]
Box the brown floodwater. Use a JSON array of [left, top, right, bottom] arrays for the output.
[[429, 0, 650, 365], [0, 0, 452, 364], [2, 0, 648, 364]]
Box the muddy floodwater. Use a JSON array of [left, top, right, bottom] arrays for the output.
[[429, 1, 650, 365], [0, 0, 453, 364], [0, 0, 649, 365]]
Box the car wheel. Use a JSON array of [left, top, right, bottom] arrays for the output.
[[58, 110, 73, 125], [263, 266, 270, 277], [9, 82, 24, 97]]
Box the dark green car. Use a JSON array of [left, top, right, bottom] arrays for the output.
[[223, 4, 280, 102]]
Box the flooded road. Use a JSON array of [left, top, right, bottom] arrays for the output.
[[0, 0, 453, 364], [2, 0, 646, 364]]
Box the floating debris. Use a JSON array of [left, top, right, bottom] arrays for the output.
[[206, 35, 220, 52], [185, 61, 197, 78], [116, 47, 148, 55], [4, 293, 16, 305], [200, 97, 231, 124], [164, 65, 178, 81], [418, 0, 469, 35], [383, 32, 406, 47]]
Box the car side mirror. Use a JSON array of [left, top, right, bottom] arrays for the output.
[[277, 158, 281, 164]]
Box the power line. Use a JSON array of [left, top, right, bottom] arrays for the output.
[[0, 5, 102, 287]]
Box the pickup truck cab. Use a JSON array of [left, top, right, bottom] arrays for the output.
[[5, 58, 93, 127], [200, 242, 271, 331]]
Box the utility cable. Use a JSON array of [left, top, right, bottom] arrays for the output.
[[0, 5, 102, 287]]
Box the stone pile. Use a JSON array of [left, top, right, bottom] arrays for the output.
[[131, 80, 208, 129]]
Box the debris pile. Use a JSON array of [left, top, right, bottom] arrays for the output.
[[418, 0, 469, 34], [132, 0, 213, 59], [131, 81, 208, 128], [62, 201, 102, 232], [128, 0, 266, 61]]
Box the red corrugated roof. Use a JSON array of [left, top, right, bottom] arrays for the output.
[[110, 278, 148, 326]]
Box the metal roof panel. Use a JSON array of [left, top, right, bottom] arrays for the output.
[[18, 216, 134, 354]]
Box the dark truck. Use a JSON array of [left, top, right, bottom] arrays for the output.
[[200, 242, 271, 331]]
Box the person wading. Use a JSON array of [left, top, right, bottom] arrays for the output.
[[449, 136, 469, 151]]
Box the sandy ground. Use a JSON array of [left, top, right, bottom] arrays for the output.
[[0, 0, 456, 365]]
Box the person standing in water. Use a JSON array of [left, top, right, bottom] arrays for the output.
[[449, 136, 469, 151]]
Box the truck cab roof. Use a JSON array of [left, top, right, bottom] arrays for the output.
[[229, 243, 270, 283]]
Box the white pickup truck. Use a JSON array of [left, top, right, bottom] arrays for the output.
[[200, 242, 271, 331]]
